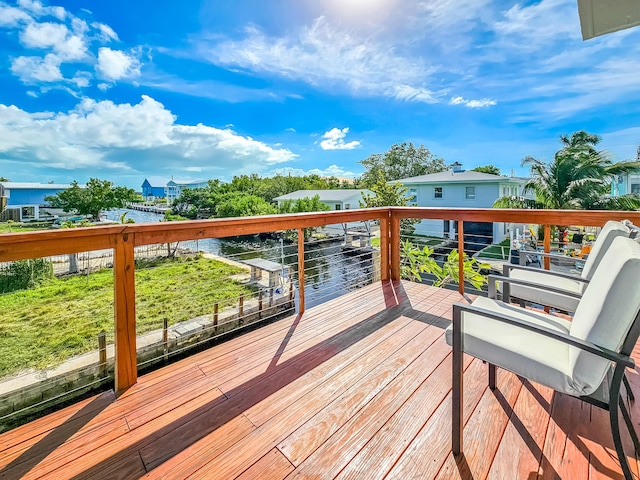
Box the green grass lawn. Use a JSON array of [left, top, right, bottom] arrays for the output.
[[477, 239, 511, 259], [0, 222, 50, 234], [0, 255, 255, 377]]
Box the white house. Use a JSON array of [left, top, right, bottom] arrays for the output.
[[396, 164, 529, 245], [165, 179, 208, 205], [273, 189, 373, 211]]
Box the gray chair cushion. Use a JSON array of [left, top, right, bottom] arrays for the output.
[[508, 269, 583, 312], [570, 236, 640, 392], [581, 220, 630, 279], [444, 297, 586, 395], [446, 236, 640, 398], [503, 220, 630, 312]]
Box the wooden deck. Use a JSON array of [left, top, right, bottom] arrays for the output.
[[1, 280, 639, 479]]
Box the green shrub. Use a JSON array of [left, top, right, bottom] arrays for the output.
[[0, 259, 54, 293]]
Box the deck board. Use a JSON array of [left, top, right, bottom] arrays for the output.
[[1, 280, 639, 480]]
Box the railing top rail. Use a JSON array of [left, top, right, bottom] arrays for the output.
[[2, 206, 640, 261], [0, 208, 388, 261], [389, 207, 640, 226]]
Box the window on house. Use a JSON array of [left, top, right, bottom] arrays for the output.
[[408, 188, 418, 205], [434, 187, 443, 199], [344, 203, 350, 209], [632, 184, 640, 194], [465, 186, 476, 199], [21, 206, 35, 218], [335, 204, 341, 210]]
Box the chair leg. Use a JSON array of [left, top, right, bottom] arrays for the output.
[[610, 398, 634, 480], [623, 374, 635, 402], [619, 397, 640, 456], [488, 363, 497, 390], [452, 311, 464, 455]]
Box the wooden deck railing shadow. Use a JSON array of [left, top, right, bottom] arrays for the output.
[[492, 384, 561, 480], [0, 391, 115, 479], [1, 280, 445, 478], [3, 207, 640, 429]]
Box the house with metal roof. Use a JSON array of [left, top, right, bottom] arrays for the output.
[[141, 179, 167, 201], [165, 179, 209, 205], [273, 189, 373, 211], [396, 163, 529, 245], [0, 181, 79, 221]]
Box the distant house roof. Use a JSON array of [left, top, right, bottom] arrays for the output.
[[0, 182, 77, 189], [166, 180, 207, 187], [396, 171, 527, 184], [273, 189, 373, 202]]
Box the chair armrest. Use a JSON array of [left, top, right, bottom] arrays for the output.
[[527, 251, 587, 264], [487, 274, 584, 302], [452, 302, 634, 368], [502, 264, 591, 283]]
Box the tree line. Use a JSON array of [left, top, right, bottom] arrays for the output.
[[41, 132, 640, 223], [171, 174, 349, 219]]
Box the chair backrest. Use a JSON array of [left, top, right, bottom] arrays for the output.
[[580, 220, 630, 279], [570, 236, 640, 394]]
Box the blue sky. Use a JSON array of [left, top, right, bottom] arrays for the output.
[[0, 0, 639, 189]]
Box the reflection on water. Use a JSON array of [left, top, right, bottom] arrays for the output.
[[106, 209, 374, 308]]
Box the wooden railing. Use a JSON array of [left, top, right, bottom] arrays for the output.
[[3, 207, 640, 394]]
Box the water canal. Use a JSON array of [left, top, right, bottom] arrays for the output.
[[104, 208, 376, 308]]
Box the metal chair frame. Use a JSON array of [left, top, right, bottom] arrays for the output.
[[452, 275, 640, 480]]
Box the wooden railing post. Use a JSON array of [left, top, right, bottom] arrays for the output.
[[379, 214, 390, 281], [162, 318, 169, 363], [298, 228, 305, 313], [543, 224, 551, 270], [390, 213, 401, 281], [98, 332, 107, 378], [457, 220, 465, 295], [114, 232, 137, 394]]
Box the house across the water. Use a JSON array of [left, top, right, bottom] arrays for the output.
[[0, 181, 79, 221], [396, 163, 529, 245], [165, 179, 208, 205], [141, 179, 167, 202], [273, 189, 373, 211]]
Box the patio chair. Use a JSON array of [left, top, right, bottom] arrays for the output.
[[503, 220, 632, 313], [446, 236, 640, 480]]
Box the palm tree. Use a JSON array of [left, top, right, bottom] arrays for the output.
[[494, 131, 640, 211], [494, 131, 640, 244]]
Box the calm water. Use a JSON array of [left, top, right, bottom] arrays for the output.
[[105, 208, 375, 308]]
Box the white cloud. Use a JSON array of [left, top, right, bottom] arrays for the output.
[[0, 4, 31, 26], [96, 47, 141, 81], [92, 22, 118, 41], [0, 1, 137, 92], [20, 21, 64, 45], [0, 95, 296, 174], [19, 21, 86, 60], [319, 127, 361, 150], [449, 96, 496, 108], [494, 0, 580, 44], [11, 53, 62, 82], [14, 0, 64, 19], [203, 17, 437, 103]]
